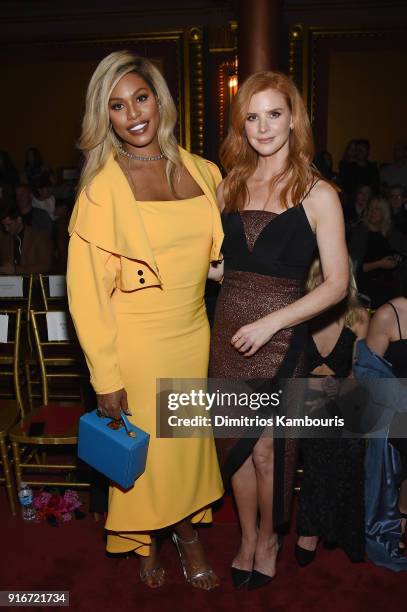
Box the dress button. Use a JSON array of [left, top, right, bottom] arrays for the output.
[[137, 270, 144, 276], [139, 278, 145, 284]]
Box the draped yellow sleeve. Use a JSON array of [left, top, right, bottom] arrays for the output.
[[67, 234, 124, 394]]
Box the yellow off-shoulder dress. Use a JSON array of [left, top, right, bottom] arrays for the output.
[[67, 149, 224, 555]]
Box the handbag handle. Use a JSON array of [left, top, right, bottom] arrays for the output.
[[96, 408, 136, 438], [120, 412, 136, 438]]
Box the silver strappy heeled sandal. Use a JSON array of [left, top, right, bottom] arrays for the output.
[[172, 530, 218, 589]]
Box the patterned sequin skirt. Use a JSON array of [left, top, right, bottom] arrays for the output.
[[209, 269, 308, 526]]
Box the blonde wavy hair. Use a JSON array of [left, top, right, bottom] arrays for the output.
[[77, 50, 181, 196], [365, 196, 392, 237], [220, 71, 324, 213], [306, 257, 365, 327]]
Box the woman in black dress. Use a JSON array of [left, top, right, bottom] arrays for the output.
[[353, 196, 401, 308], [209, 71, 349, 589], [296, 258, 369, 565], [366, 296, 407, 552]]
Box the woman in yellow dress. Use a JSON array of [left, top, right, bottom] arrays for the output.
[[67, 51, 224, 590]]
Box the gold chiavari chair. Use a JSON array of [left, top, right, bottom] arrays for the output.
[[9, 407, 89, 492], [27, 309, 88, 407], [0, 309, 24, 514], [25, 275, 68, 406], [0, 274, 34, 352], [9, 309, 89, 491], [38, 274, 68, 312]]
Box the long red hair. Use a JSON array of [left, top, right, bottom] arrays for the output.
[[220, 71, 319, 212]]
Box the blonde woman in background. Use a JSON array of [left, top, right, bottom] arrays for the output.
[[296, 258, 369, 565], [351, 196, 402, 308], [67, 51, 224, 590]]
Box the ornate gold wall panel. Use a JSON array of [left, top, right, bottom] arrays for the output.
[[208, 21, 237, 151], [1, 28, 206, 165], [287, 25, 407, 158]]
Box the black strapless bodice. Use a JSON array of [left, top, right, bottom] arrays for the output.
[[221, 205, 316, 280]]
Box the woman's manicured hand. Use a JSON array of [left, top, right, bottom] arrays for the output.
[[231, 316, 278, 357], [207, 258, 224, 282]]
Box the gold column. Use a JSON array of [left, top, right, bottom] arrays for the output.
[[288, 25, 304, 94], [238, 0, 283, 82], [186, 27, 205, 155]]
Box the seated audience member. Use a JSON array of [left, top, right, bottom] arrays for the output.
[[0, 150, 19, 189], [16, 184, 53, 236], [31, 174, 56, 220], [366, 297, 407, 554], [21, 146, 55, 185], [349, 192, 376, 264], [0, 183, 14, 205], [340, 139, 380, 197], [339, 140, 357, 179], [380, 141, 407, 191], [345, 184, 373, 227], [351, 197, 401, 308], [353, 315, 407, 571], [0, 205, 52, 274], [52, 168, 79, 202]]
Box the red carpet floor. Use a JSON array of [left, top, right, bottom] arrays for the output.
[[1, 488, 406, 612]]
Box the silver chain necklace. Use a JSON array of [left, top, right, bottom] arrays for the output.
[[118, 145, 165, 162]]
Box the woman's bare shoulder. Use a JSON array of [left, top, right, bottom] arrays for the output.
[[307, 179, 340, 205], [370, 302, 398, 330], [388, 296, 407, 311], [303, 179, 342, 230]]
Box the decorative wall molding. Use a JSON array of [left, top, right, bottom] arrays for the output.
[[289, 24, 407, 151], [1, 28, 206, 154]]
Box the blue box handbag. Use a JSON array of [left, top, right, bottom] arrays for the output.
[[78, 410, 149, 490]]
